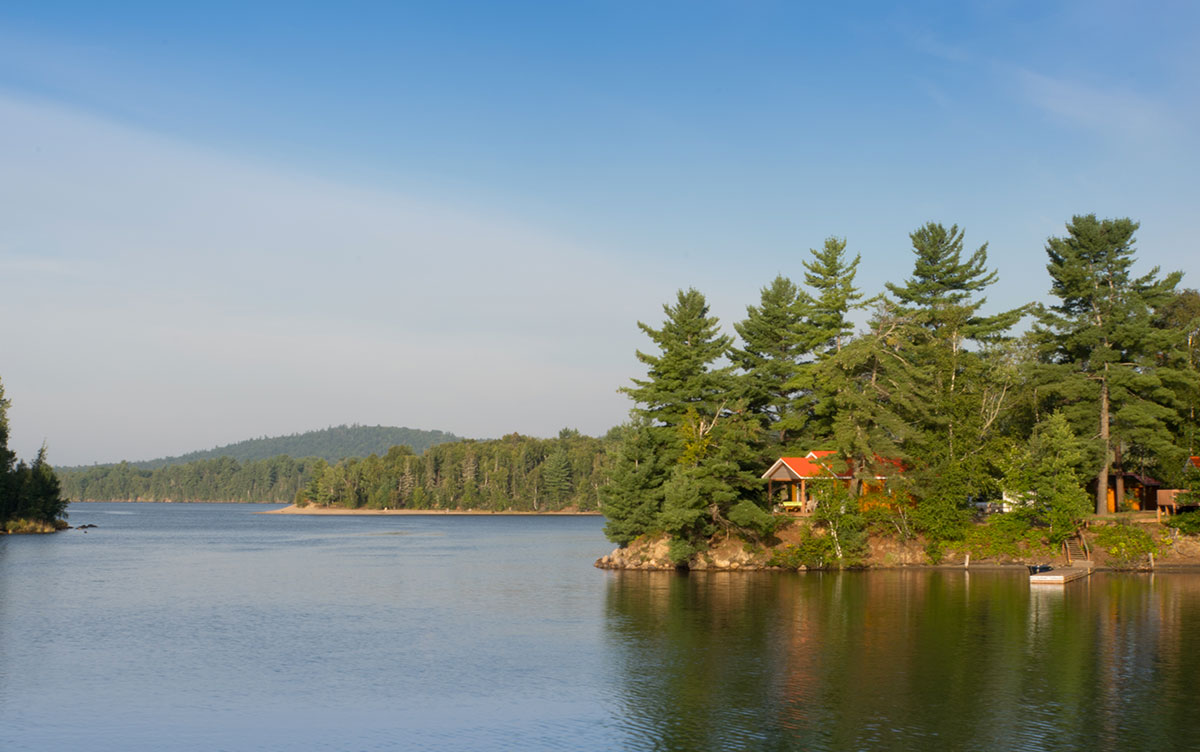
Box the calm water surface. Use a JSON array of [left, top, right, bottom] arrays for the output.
[[2, 503, 1199, 751]]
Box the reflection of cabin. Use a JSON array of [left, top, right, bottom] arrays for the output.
[[762, 452, 848, 514]]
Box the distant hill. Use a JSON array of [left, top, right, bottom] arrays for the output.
[[64, 424, 464, 470]]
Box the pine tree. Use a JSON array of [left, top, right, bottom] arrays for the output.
[[601, 419, 669, 546], [803, 236, 868, 355], [885, 223, 1024, 538], [1157, 289, 1200, 461], [796, 237, 872, 442], [812, 302, 925, 492], [729, 275, 813, 444], [1002, 412, 1091, 544], [1033, 214, 1185, 514], [658, 405, 762, 562], [621, 288, 734, 432], [541, 447, 573, 504]]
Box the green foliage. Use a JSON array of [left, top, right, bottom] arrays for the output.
[[62, 433, 615, 513], [963, 513, 1048, 559], [621, 288, 734, 430], [909, 463, 973, 545], [667, 537, 702, 566], [603, 214, 1200, 567], [887, 222, 1023, 544], [608, 288, 767, 552], [1178, 467, 1200, 507], [1094, 523, 1163, 569], [1034, 214, 1188, 514], [729, 275, 812, 443], [1001, 412, 1092, 544], [810, 482, 869, 566], [1169, 511, 1200, 536], [601, 421, 669, 546], [767, 524, 836, 570], [0, 378, 68, 528], [803, 236, 868, 355], [727, 499, 779, 540]]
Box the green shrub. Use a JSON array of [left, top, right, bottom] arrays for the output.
[[667, 537, 701, 567], [1094, 523, 1162, 569], [727, 499, 779, 539], [924, 540, 944, 564], [768, 525, 835, 570], [964, 513, 1049, 559], [1170, 511, 1200, 536]]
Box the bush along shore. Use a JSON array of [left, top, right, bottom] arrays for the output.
[[596, 513, 1200, 572]]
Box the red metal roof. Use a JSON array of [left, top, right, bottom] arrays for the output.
[[762, 452, 849, 480], [1189, 456, 1200, 470], [762, 450, 903, 481]]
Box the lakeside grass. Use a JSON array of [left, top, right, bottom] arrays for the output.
[[3, 518, 68, 534]]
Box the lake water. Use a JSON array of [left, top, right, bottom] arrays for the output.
[[3, 503, 1200, 751]]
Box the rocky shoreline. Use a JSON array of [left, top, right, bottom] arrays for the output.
[[595, 520, 1200, 572]]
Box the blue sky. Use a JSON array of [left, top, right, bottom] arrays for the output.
[[2, 1, 1198, 465]]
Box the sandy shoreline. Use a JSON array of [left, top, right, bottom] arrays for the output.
[[263, 504, 601, 516]]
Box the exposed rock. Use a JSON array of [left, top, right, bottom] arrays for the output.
[[594, 535, 676, 570]]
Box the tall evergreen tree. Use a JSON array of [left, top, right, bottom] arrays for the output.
[[885, 223, 1024, 538], [1158, 289, 1200, 459], [601, 419, 670, 546], [803, 236, 868, 355], [658, 405, 762, 562], [1002, 412, 1091, 544], [621, 288, 734, 432], [1033, 214, 1185, 514], [797, 237, 871, 442], [812, 302, 925, 492], [729, 275, 813, 444]]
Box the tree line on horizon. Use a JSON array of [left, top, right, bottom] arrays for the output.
[[58, 424, 463, 471], [600, 215, 1200, 563], [59, 429, 615, 512]]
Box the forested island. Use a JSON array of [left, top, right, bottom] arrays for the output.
[[0, 379, 69, 533], [596, 215, 1200, 569]]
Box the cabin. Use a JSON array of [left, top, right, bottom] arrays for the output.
[[761, 451, 848, 514], [1094, 471, 1162, 514], [1155, 457, 1200, 519]]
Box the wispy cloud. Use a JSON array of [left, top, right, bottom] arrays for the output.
[[1008, 67, 1181, 146]]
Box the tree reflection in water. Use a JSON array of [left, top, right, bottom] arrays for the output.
[[603, 570, 1200, 751]]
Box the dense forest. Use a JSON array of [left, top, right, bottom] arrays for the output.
[[600, 215, 1200, 564], [60, 454, 323, 503], [0, 379, 69, 532], [59, 424, 462, 471], [295, 430, 611, 511], [60, 430, 614, 511]]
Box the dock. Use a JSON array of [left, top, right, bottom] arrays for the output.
[[1030, 567, 1091, 584]]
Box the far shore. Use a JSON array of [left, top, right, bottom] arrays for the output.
[[264, 504, 601, 516]]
